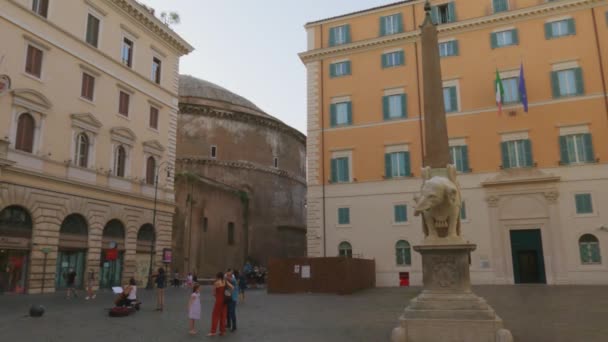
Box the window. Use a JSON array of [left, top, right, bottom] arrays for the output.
[[552, 68, 584, 98], [149, 106, 159, 129], [431, 2, 456, 24], [560, 134, 594, 164], [380, 14, 403, 36], [385, 151, 411, 178], [86, 14, 100, 47], [329, 25, 350, 46], [579, 234, 601, 264], [32, 0, 49, 18], [121, 37, 133, 67], [396, 240, 411, 266], [210, 145, 217, 158], [394, 205, 407, 223], [338, 241, 352, 257], [492, 0, 509, 13], [152, 57, 162, 84], [338, 207, 350, 225], [382, 51, 405, 68], [81, 73, 95, 101], [501, 77, 519, 104], [146, 156, 156, 185], [443, 86, 458, 113], [74, 133, 89, 168], [501, 139, 533, 168], [330, 101, 352, 127], [491, 29, 518, 48], [330, 61, 351, 78], [118, 91, 130, 116], [545, 19, 575, 39], [114, 145, 126, 177], [460, 201, 467, 220], [15, 113, 35, 153], [330, 157, 350, 183], [575, 193, 593, 214], [383, 94, 407, 120], [273, 157, 278, 168], [25, 45, 43, 78], [202, 217, 208, 233], [450, 145, 470, 173], [439, 40, 459, 57], [227, 222, 235, 245]]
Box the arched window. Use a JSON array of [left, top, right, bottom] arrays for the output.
[[114, 146, 126, 177], [579, 234, 601, 264], [60, 214, 88, 236], [146, 156, 156, 185], [137, 224, 155, 242], [75, 133, 89, 168], [338, 241, 352, 258], [103, 219, 125, 239], [15, 113, 35, 153], [0, 205, 33, 238], [396, 240, 411, 266]]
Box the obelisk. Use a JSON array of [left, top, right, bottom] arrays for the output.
[[390, 2, 513, 341]]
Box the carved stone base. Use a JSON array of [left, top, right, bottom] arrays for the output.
[[391, 244, 512, 342]]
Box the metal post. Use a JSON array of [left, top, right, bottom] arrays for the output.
[[146, 166, 160, 290], [41, 251, 48, 293]]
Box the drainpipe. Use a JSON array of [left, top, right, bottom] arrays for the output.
[[591, 8, 608, 122], [320, 24, 327, 257], [413, 4, 425, 165]]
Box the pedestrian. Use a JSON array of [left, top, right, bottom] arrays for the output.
[[238, 270, 247, 303], [207, 272, 233, 337], [188, 283, 201, 335], [227, 270, 239, 332], [65, 268, 78, 299], [153, 267, 166, 311], [85, 268, 96, 300], [173, 270, 180, 288], [193, 273, 198, 284], [186, 272, 193, 288]]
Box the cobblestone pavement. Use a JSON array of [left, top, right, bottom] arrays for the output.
[[0, 285, 606, 342]]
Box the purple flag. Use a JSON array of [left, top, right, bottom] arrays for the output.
[[518, 63, 529, 113]]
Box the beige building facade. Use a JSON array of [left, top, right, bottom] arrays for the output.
[[0, 0, 192, 294], [301, 0, 608, 287]]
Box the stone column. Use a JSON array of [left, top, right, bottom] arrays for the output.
[[87, 221, 103, 291], [485, 195, 508, 284], [29, 206, 61, 294], [122, 225, 138, 284], [544, 191, 568, 284]]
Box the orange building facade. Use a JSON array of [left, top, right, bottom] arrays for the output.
[[301, 0, 608, 286]]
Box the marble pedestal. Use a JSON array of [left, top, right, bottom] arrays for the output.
[[391, 244, 512, 342]]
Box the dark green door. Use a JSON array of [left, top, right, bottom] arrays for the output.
[[99, 252, 124, 288], [55, 250, 86, 289], [510, 229, 546, 284]]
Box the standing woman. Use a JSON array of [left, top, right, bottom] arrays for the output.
[[188, 283, 201, 335], [207, 272, 233, 336], [153, 267, 166, 311], [85, 268, 96, 300]]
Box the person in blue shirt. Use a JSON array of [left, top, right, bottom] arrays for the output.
[[225, 269, 239, 332]]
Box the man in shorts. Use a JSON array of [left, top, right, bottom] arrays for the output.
[[65, 268, 78, 299]]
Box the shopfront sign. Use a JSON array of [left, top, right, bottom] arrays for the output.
[[0, 236, 30, 249], [162, 248, 172, 263]]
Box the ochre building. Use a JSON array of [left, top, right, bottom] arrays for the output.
[[173, 75, 306, 278], [0, 0, 192, 294], [300, 0, 608, 286]]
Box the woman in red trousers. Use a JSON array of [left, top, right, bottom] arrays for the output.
[[208, 272, 233, 336]]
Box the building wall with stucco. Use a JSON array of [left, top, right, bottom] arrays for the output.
[[0, 0, 192, 293], [301, 0, 608, 286]]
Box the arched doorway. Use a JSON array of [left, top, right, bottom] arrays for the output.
[[100, 219, 125, 288], [55, 214, 88, 290], [135, 224, 155, 286], [0, 205, 33, 294]]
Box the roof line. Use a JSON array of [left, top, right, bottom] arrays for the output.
[[305, 0, 415, 27]]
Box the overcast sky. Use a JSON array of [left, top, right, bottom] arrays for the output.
[[141, 0, 393, 134]]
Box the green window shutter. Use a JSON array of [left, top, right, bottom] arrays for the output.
[[330, 104, 337, 127], [453, 40, 460, 56], [381, 53, 388, 68], [346, 102, 353, 125], [330, 64, 336, 78], [501, 142, 510, 168], [405, 247, 411, 265], [385, 153, 392, 178], [447, 2, 456, 22], [402, 206, 408, 222], [330, 158, 338, 182], [404, 151, 411, 176], [431, 6, 439, 24], [401, 94, 408, 118], [449, 87, 458, 112], [460, 201, 467, 220], [343, 159, 350, 181], [329, 28, 336, 46], [380, 17, 387, 36], [590, 245, 601, 263], [567, 18, 576, 35], [394, 206, 400, 222], [551, 71, 560, 98], [511, 29, 519, 45], [559, 136, 569, 165], [580, 243, 590, 263], [397, 13, 403, 33], [345, 61, 352, 75], [574, 68, 584, 95], [461, 146, 470, 172], [398, 51, 405, 65], [382, 96, 389, 120], [490, 32, 498, 49], [575, 194, 583, 213], [583, 133, 594, 162], [545, 22, 553, 39], [345, 25, 351, 43], [523, 139, 533, 167]]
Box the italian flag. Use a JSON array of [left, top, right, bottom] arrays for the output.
[[495, 69, 505, 115]]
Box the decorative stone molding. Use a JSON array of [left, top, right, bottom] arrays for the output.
[[179, 104, 306, 144], [12, 89, 53, 114], [543, 191, 559, 204], [110, 127, 136, 146], [486, 195, 500, 208], [71, 113, 102, 134], [143, 140, 165, 156]]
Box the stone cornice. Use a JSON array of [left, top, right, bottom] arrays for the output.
[[179, 103, 307, 145], [102, 0, 194, 55], [299, 0, 606, 63], [176, 158, 306, 186]]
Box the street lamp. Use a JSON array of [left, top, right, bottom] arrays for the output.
[[146, 160, 172, 290]]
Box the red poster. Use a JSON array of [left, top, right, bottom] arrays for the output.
[[105, 248, 118, 261]]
